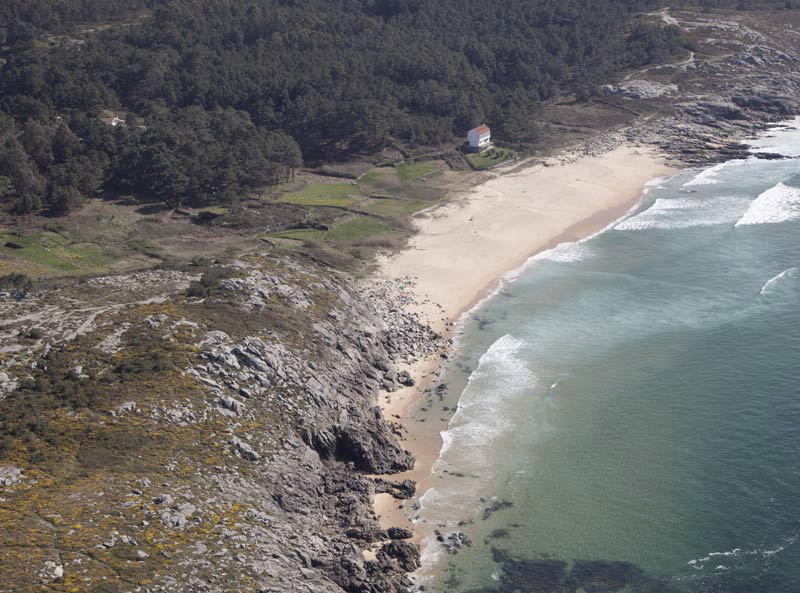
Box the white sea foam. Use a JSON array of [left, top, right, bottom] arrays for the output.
[[646, 175, 671, 187], [735, 182, 800, 226], [682, 159, 754, 188], [435, 334, 534, 467], [642, 175, 671, 195], [414, 332, 534, 582], [685, 538, 797, 573], [764, 534, 798, 558], [749, 117, 800, 156], [499, 199, 643, 285], [708, 549, 741, 558], [682, 162, 727, 187], [535, 243, 595, 263], [416, 487, 448, 517], [759, 267, 799, 296], [413, 533, 446, 585], [763, 545, 787, 558], [417, 333, 537, 582], [615, 196, 749, 231]]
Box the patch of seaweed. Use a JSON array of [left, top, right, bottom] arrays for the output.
[[472, 547, 685, 593]]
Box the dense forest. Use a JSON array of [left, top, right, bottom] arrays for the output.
[[0, 0, 732, 214]]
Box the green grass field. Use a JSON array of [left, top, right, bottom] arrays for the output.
[[280, 183, 360, 207], [326, 217, 391, 241], [358, 160, 443, 191], [268, 215, 392, 243], [394, 160, 441, 182], [357, 169, 394, 187], [0, 230, 116, 276]]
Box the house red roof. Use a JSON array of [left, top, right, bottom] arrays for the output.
[[470, 124, 491, 135]]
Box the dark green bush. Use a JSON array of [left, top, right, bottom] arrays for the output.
[[24, 327, 44, 339], [187, 282, 209, 298]]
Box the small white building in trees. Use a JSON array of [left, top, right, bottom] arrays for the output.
[[467, 124, 491, 151]]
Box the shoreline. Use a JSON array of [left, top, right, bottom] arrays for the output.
[[369, 144, 676, 548]]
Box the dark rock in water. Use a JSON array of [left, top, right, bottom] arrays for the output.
[[436, 530, 472, 554], [485, 548, 682, 593], [492, 548, 573, 593], [387, 527, 413, 540], [752, 151, 788, 160], [484, 528, 511, 544], [476, 316, 495, 330], [483, 499, 513, 520], [571, 560, 644, 592]]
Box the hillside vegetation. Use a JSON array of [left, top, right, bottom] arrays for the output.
[[0, 0, 697, 215]]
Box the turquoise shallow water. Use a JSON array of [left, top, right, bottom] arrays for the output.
[[417, 121, 800, 593]]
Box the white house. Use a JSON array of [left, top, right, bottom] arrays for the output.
[[467, 124, 491, 151], [99, 111, 128, 127]]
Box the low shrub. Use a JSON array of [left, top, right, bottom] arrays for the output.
[[24, 327, 44, 340], [0, 273, 32, 293]]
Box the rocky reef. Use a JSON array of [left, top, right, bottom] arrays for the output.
[[0, 254, 440, 592]]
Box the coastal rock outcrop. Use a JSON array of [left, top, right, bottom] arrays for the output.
[[0, 254, 442, 593], [601, 80, 678, 100]]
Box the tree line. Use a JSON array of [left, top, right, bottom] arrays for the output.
[[1, 0, 698, 214]]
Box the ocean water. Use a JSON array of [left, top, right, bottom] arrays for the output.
[[415, 120, 800, 593]]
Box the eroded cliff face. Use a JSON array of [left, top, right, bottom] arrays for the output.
[[0, 254, 440, 593]]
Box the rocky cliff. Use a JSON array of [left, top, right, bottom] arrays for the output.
[[0, 254, 440, 593]]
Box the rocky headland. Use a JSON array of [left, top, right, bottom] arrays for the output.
[[541, 10, 800, 166], [0, 255, 441, 593]]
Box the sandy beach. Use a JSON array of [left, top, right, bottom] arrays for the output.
[[379, 145, 673, 335], [370, 144, 675, 537]]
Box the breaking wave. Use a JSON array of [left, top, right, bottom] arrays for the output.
[[682, 162, 728, 187], [735, 182, 800, 226], [615, 196, 749, 231], [681, 160, 751, 188], [435, 334, 535, 467], [759, 267, 799, 296], [535, 242, 595, 263]]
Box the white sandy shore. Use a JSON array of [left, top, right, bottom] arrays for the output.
[[379, 145, 673, 335], [370, 144, 674, 536]]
